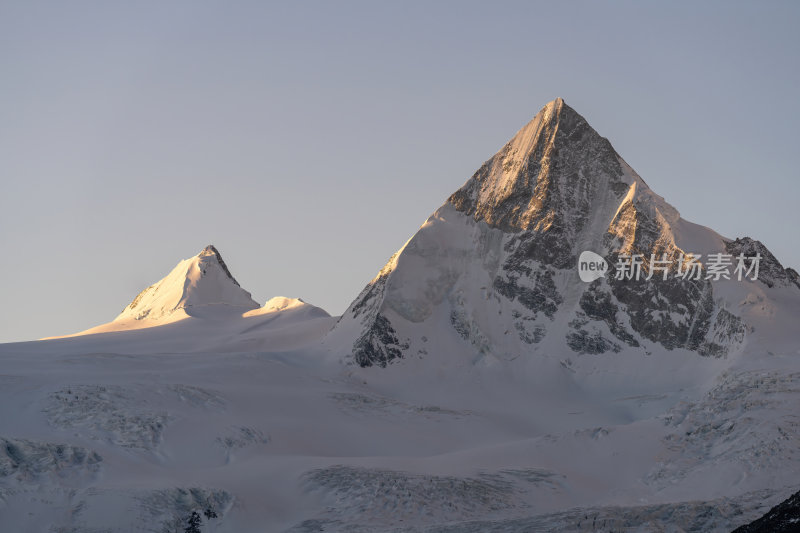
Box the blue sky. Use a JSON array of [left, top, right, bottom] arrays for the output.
[[1, 1, 798, 342]]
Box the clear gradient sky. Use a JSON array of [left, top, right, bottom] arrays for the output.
[[1, 1, 798, 343]]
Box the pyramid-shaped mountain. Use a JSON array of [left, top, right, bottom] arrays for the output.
[[115, 244, 259, 323], [331, 98, 800, 367]]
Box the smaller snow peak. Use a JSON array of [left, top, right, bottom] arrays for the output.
[[243, 296, 331, 319], [263, 296, 307, 312], [110, 245, 259, 325]]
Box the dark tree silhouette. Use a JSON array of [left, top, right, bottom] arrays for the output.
[[204, 507, 218, 519]]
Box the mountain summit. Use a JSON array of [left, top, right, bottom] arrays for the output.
[[447, 97, 679, 258], [330, 98, 800, 367], [114, 244, 259, 323]]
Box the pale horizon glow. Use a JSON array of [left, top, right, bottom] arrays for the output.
[[1, 1, 799, 343]]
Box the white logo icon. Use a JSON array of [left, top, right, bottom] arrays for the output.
[[578, 251, 608, 282]]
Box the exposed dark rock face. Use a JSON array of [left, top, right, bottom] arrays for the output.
[[731, 489, 800, 532], [493, 265, 562, 320], [566, 328, 621, 355], [352, 313, 408, 368], [726, 237, 800, 290], [607, 269, 714, 352], [578, 284, 640, 348], [341, 253, 411, 367]]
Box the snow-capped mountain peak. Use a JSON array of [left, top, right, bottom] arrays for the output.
[[243, 296, 331, 319], [330, 98, 800, 367], [262, 296, 307, 312], [115, 244, 259, 323], [448, 97, 682, 261]]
